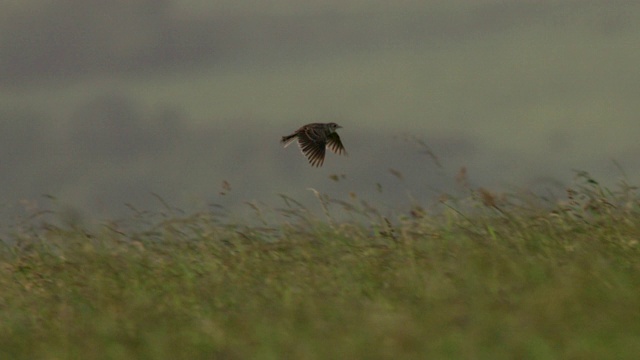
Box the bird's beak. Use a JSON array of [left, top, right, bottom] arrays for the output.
[[337, 125, 343, 129]]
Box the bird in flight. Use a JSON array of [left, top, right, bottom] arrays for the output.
[[281, 122, 347, 167]]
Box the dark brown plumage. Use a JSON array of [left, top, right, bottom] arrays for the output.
[[281, 122, 347, 167]]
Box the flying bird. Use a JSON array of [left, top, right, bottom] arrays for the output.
[[281, 122, 347, 167]]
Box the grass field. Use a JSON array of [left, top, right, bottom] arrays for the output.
[[1, 172, 639, 359]]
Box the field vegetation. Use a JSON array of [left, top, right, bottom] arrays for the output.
[[1, 171, 639, 359]]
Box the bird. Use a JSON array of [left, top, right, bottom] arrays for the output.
[[281, 122, 347, 167]]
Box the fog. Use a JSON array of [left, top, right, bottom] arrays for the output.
[[2, 1, 639, 225]]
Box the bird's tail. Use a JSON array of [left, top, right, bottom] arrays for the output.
[[281, 134, 297, 147]]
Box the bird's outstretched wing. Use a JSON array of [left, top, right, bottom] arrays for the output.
[[297, 132, 326, 167], [326, 133, 347, 156]]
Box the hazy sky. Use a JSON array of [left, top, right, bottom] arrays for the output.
[[1, 1, 639, 226]]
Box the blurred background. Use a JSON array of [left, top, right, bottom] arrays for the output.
[[1, 0, 639, 224]]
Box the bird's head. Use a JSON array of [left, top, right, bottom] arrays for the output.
[[328, 123, 342, 132]]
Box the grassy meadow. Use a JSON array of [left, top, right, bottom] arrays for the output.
[[1, 172, 639, 359], [2, 3, 640, 358]]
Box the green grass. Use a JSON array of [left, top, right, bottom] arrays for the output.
[[1, 173, 639, 359]]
